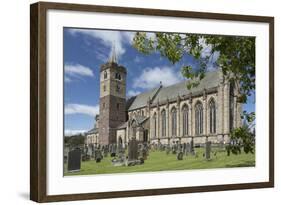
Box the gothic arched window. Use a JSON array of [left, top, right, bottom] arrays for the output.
[[115, 72, 121, 80], [171, 107, 177, 136], [153, 113, 157, 138], [104, 71, 107, 79], [161, 109, 166, 137], [209, 99, 216, 134], [182, 105, 189, 136], [195, 102, 203, 135]]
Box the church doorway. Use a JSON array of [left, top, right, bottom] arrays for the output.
[[118, 136, 123, 144]]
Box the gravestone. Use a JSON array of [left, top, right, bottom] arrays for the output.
[[91, 145, 96, 159], [172, 143, 177, 154], [128, 138, 138, 161], [103, 145, 109, 157], [183, 143, 186, 155], [111, 144, 117, 157], [67, 148, 81, 172], [139, 144, 148, 160], [95, 149, 103, 163], [205, 141, 211, 160], [185, 143, 190, 154], [190, 138, 194, 155], [109, 144, 112, 154], [177, 151, 184, 160], [166, 144, 171, 155], [64, 146, 70, 164]]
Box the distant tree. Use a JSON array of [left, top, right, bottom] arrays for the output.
[[226, 111, 255, 155], [133, 32, 255, 104], [64, 134, 85, 148]]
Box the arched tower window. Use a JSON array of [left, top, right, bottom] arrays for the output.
[[161, 110, 166, 137], [209, 99, 216, 134], [153, 113, 157, 138], [115, 72, 121, 80], [182, 105, 189, 136], [104, 71, 107, 79], [171, 107, 177, 136], [195, 102, 203, 135]]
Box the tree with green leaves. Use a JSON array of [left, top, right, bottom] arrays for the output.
[[133, 32, 256, 153], [226, 111, 255, 155], [133, 32, 255, 104]]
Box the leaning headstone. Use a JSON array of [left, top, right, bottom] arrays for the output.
[[205, 141, 211, 160], [67, 148, 81, 172], [177, 151, 184, 160], [128, 138, 138, 161]]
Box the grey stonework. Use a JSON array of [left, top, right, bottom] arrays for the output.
[[86, 55, 242, 146]]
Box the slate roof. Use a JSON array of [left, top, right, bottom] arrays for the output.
[[134, 115, 149, 125], [127, 70, 220, 110], [128, 87, 161, 111], [152, 70, 220, 103], [116, 121, 128, 130]]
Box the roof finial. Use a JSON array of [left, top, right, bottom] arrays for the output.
[[109, 42, 117, 63]]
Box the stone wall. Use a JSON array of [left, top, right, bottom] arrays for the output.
[[126, 80, 241, 145]]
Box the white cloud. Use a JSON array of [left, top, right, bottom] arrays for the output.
[[134, 56, 141, 63], [68, 29, 135, 60], [199, 38, 212, 58], [65, 63, 94, 77], [64, 129, 86, 136], [127, 90, 141, 97], [64, 76, 72, 83], [133, 66, 183, 90], [65, 103, 99, 117]]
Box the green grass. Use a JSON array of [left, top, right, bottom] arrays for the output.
[[64, 148, 255, 176]]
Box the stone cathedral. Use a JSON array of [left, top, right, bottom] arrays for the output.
[[86, 53, 242, 146]]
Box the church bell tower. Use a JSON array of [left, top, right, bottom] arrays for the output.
[[98, 47, 127, 145]]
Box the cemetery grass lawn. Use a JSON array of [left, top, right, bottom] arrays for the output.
[[64, 148, 255, 176]]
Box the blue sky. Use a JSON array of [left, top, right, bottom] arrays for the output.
[[63, 28, 255, 136]]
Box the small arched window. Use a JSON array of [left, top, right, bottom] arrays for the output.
[[209, 99, 216, 134], [161, 110, 166, 137], [182, 105, 189, 136], [115, 72, 121, 80], [171, 107, 177, 136], [104, 71, 107, 79], [195, 102, 203, 135]]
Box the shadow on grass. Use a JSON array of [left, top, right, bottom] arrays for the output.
[[225, 161, 255, 168]]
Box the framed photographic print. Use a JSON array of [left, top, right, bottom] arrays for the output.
[[30, 1, 274, 202]]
